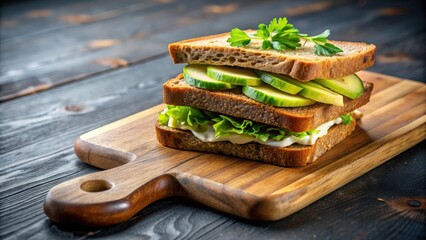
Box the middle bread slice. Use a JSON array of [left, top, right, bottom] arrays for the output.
[[163, 73, 373, 132]]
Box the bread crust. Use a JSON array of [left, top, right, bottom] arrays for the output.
[[155, 119, 356, 167], [168, 31, 376, 81], [163, 74, 373, 132]]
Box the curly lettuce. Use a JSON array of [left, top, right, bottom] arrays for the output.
[[157, 105, 351, 142]]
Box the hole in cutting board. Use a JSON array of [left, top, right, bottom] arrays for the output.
[[80, 179, 112, 192]]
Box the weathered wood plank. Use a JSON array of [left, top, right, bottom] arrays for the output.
[[0, 0, 359, 101], [0, 0, 168, 40], [0, 57, 181, 238], [1, 0, 425, 239], [1, 60, 425, 239], [4, 144, 423, 239], [2, 0, 424, 102], [41, 72, 424, 227], [0, 55, 216, 238], [0, 0, 271, 101], [371, 32, 425, 82]]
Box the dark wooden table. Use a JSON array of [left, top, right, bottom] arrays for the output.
[[1, 0, 425, 239]]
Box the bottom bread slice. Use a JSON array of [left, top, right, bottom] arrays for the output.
[[155, 119, 356, 167]]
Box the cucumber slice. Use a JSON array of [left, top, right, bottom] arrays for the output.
[[183, 65, 234, 90], [242, 85, 315, 107], [255, 70, 303, 94], [207, 66, 262, 86], [277, 77, 344, 106], [313, 74, 364, 99]]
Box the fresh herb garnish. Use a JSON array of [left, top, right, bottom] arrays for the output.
[[341, 114, 353, 125], [227, 17, 343, 56], [160, 105, 327, 142]]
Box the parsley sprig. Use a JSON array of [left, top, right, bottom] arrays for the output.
[[227, 17, 343, 56], [340, 114, 353, 125]]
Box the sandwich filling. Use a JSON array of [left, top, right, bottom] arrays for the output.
[[159, 105, 353, 148]]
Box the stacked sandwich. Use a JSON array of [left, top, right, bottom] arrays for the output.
[[156, 19, 376, 167]]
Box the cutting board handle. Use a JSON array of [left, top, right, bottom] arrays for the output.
[[43, 158, 179, 228]]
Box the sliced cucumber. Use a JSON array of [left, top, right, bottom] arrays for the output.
[[242, 85, 315, 107], [313, 74, 364, 99], [276, 77, 344, 106], [255, 70, 303, 94], [183, 65, 234, 90], [207, 66, 262, 86]]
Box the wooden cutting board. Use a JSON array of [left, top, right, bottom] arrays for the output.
[[44, 71, 426, 228]]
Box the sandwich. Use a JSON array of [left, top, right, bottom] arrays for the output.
[[155, 18, 376, 167]]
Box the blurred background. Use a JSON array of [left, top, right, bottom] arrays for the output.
[[1, 0, 425, 239], [1, 0, 424, 102]]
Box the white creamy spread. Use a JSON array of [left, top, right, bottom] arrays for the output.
[[167, 116, 344, 148]]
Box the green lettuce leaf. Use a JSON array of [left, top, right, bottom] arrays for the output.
[[212, 115, 271, 141], [158, 112, 169, 126], [159, 105, 325, 142], [340, 114, 353, 125], [158, 105, 210, 130]]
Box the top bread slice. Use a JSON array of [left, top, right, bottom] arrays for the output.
[[168, 31, 376, 81], [163, 73, 373, 132]]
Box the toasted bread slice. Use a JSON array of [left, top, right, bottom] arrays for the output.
[[168, 31, 376, 81], [163, 74, 373, 132], [155, 118, 356, 167]]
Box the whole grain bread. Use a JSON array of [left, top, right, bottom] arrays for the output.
[[168, 31, 376, 81], [155, 118, 356, 167], [163, 73, 373, 132]]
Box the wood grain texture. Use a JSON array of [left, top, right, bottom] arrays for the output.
[[44, 71, 426, 228], [0, 56, 183, 239], [0, 0, 275, 101], [7, 56, 419, 239], [1, 0, 162, 40], [2, 0, 425, 239], [3, 0, 424, 101]]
